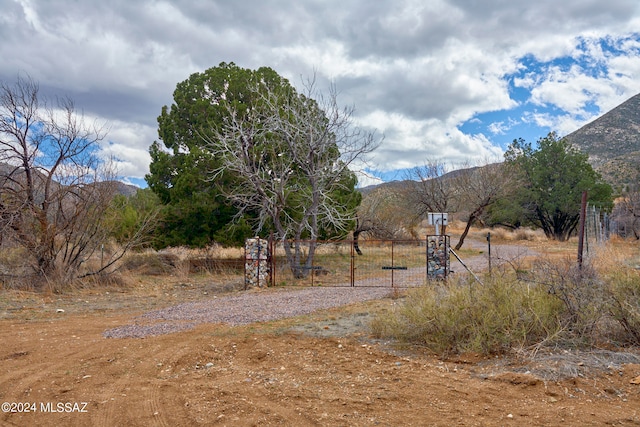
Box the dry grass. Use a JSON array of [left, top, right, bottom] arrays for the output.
[[472, 226, 547, 243], [0, 242, 247, 294], [589, 236, 640, 271], [371, 234, 640, 356], [121, 245, 245, 277], [370, 272, 565, 356]]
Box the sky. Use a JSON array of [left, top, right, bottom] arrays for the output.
[[2, 0, 640, 187]]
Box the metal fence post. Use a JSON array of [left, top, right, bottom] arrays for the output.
[[350, 239, 355, 287], [487, 232, 492, 276], [391, 240, 395, 288], [269, 234, 275, 287], [425, 235, 428, 284]]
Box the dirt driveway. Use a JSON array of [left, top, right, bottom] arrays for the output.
[[1, 241, 639, 426]]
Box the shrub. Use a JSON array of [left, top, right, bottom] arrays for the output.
[[370, 274, 564, 356], [529, 258, 606, 340], [371, 246, 640, 357], [605, 269, 640, 345], [476, 226, 545, 242]]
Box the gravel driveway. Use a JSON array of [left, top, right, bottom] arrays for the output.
[[103, 286, 395, 338], [104, 242, 538, 338]]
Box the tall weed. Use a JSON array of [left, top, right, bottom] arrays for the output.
[[371, 274, 564, 356], [529, 258, 605, 339], [605, 269, 640, 345]]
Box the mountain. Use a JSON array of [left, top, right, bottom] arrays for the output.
[[108, 181, 140, 197], [564, 93, 640, 191], [359, 179, 412, 195], [0, 162, 140, 198]]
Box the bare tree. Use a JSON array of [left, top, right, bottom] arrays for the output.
[[407, 160, 465, 235], [353, 185, 420, 254], [453, 162, 511, 249], [0, 75, 140, 286], [612, 186, 640, 239], [204, 77, 379, 277], [408, 160, 510, 249]]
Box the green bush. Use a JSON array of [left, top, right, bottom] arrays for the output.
[[371, 256, 640, 356], [371, 274, 564, 356]]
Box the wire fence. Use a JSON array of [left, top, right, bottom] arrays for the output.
[[244, 203, 634, 289], [264, 237, 450, 288], [351, 239, 429, 287], [584, 204, 611, 252]]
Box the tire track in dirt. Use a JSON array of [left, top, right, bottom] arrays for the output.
[[0, 327, 113, 426], [113, 380, 170, 427], [88, 340, 181, 427], [90, 370, 130, 427], [0, 314, 181, 426], [142, 384, 169, 427]]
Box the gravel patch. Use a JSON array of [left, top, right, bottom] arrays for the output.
[[103, 242, 535, 339], [103, 322, 199, 338], [103, 286, 394, 338]]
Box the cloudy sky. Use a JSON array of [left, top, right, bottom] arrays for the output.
[[2, 0, 640, 187]]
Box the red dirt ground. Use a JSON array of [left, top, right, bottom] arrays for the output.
[[1, 289, 639, 426], [1, 238, 640, 426]]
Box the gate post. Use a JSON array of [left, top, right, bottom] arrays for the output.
[[245, 237, 271, 289], [427, 235, 450, 280], [391, 240, 395, 288], [350, 239, 355, 287], [269, 234, 275, 287]]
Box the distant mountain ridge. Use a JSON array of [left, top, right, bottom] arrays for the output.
[[565, 93, 640, 191], [361, 90, 640, 194], [0, 162, 139, 198]]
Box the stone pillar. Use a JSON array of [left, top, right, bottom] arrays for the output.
[[427, 235, 450, 279], [244, 237, 270, 288]]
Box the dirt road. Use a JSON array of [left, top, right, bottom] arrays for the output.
[[1, 241, 639, 426]]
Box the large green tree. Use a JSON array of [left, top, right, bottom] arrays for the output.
[[147, 63, 373, 267], [503, 132, 613, 241], [107, 188, 161, 247], [203, 74, 377, 277], [146, 62, 284, 247]]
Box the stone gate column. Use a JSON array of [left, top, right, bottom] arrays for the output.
[[245, 237, 270, 288]]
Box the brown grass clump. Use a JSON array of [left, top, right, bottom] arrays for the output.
[[482, 227, 546, 242], [121, 245, 245, 278]]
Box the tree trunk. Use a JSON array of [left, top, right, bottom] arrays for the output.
[[455, 214, 475, 250], [353, 229, 363, 255]]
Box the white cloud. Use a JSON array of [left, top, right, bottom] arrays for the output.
[[356, 110, 503, 171], [2, 0, 640, 185], [353, 170, 385, 188], [99, 121, 156, 179], [488, 118, 519, 135], [525, 112, 595, 137], [529, 65, 602, 112]]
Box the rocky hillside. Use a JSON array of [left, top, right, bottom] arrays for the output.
[[564, 93, 640, 191]]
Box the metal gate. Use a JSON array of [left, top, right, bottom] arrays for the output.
[[352, 236, 450, 287], [269, 237, 449, 288]]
